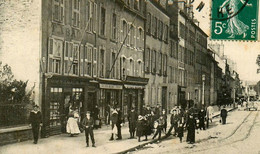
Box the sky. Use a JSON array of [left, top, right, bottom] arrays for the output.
[[192, 0, 260, 83]]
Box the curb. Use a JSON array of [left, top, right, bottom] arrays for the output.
[[117, 107, 237, 154]]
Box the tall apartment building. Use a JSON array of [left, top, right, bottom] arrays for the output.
[[144, 0, 170, 111], [41, 0, 148, 136]]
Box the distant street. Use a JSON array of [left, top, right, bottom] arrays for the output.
[[132, 103, 260, 154]]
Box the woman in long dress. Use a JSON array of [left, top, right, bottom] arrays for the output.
[[219, 0, 252, 38], [66, 110, 81, 136]]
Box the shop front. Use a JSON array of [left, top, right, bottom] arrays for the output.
[[97, 78, 123, 124], [41, 75, 98, 137], [123, 76, 149, 116]]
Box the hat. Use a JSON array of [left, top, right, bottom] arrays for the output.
[[33, 105, 39, 108], [86, 111, 91, 114]]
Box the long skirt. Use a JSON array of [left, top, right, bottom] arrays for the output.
[[66, 117, 80, 134]]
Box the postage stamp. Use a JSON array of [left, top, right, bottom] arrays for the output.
[[211, 0, 259, 41]]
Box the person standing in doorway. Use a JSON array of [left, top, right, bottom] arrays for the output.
[[29, 105, 42, 144], [81, 111, 95, 147], [220, 106, 228, 125]]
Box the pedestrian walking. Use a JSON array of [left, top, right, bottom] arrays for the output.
[[105, 104, 110, 125], [186, 114, 197, 144], [154, 104, 160, 119], [81, 111, 95, 147], [206, 105, 214, 128], [166, 109, 179, 136], [128, 108, 138, 139], [152, 115, 165, 140], [66, 109, 81, 136], [220, 106, 228, 125], [116, 107, 123, 140], [177, 123, 184, 143], [29, 105, 42, 144], [109, 108, 118, 141], [198, 108, 206, 130], [136, 115, 145, 142]]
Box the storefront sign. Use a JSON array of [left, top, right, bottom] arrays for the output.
[[99, 84, 123, 90], [124, 84, 144, 89]]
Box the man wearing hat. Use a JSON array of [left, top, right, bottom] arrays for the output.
[[116, 106, 123, 140], [29, 105, 42, 144], [81, 111, 95, 147], [128, 107, 138, 139], [166, 109, 179, 136]]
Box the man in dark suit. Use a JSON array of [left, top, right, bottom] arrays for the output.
[[128, 107, 138, 139], [29, 105, 42, 144], [81, 111, 95, 147], [220, 106, 228, 125], [116, 106, 123, 140]]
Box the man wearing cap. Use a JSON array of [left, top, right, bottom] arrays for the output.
[[166, 109, 179, 136], [81, 111, 95, 147], [128, 107, 138, 139], [116, 107, 123, 140], [29, 105, 42, 144]]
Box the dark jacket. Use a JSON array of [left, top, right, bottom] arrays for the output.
[[111, 111, 118, 125], [117, 110, 123, 125], [198, 110, 206, 120], [136, 120, 144, 137], [81, 117, 94, 128], [170, 114, 179, 125], [221, 109, 227, 117], [29, 111, 42, 125], [128, 111, 138, 123]]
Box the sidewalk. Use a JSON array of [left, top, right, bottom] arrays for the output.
[[0, 106, 236, 154]]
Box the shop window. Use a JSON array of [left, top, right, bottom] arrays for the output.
[[49, 87, 62, 128]]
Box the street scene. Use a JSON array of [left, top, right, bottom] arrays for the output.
[[0, 0, 260, 154]]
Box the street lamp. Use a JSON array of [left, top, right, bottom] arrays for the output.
[[202, 74, 205, 107]]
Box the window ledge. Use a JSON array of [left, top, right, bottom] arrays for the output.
[[0, 125, 31, 134], [98, 35, 107, 40]]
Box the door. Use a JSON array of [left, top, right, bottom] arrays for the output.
[[162, 87, 167, 111], [88, 92, 97, 116]]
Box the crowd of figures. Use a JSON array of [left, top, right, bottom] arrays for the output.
[[28, 102, 230, 148]]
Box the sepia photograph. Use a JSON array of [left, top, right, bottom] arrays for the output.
[[0, 0, 260, 153]]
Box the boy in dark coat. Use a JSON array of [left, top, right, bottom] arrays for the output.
[[128, 108, 138, 139], [186, 114, 197, 144], [81, 111, 95, 147], [220, 106, 228, 124], [29, 105, 42, 144], [167, 109, 179, 136], [152, 115, 165, 140], [136, 115, 145, 142], [116, 107, 123, 140], [198, 108, 206, 130]]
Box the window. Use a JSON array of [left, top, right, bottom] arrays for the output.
[[111, 13, 117, 40], [85, 45, 92, 76], [80, 45, 84, 76], [111, 52, 116, 78], [130, 25, 135, 47], [64, 42, 73, 74], [72, 43, 79, 75], [152, 50, 156, 74], [158, 52, 162, 75], [159, 20, 163, 40], [137, 61, 142, 77], [93, 48, 97, 77], [100, 49, 105, 77], [130, 59, 134, 76], [147, 13, 151, 34], [164, 25, 168, 42], [48, 38, 63, 74], [153, 17, 157, 37], [100, 6, 106, 36], [86, 0, 93, 32], [138, 28, 143, 49], [122, 20, 128, 44], [134, 0, 139, 10], [72, 0, 80, 27], [145, 48, 150, 73], [122, 57, 126, 79], [163, 54, 167, 76], [52, 0, 64, 23], [179, 22, 185, 39]]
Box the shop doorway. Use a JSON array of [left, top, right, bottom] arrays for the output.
[[87, 92, 97, 115], [162, 87, 167, 111]]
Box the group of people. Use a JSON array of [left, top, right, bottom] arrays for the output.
[[29, 101, 230, 148]]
